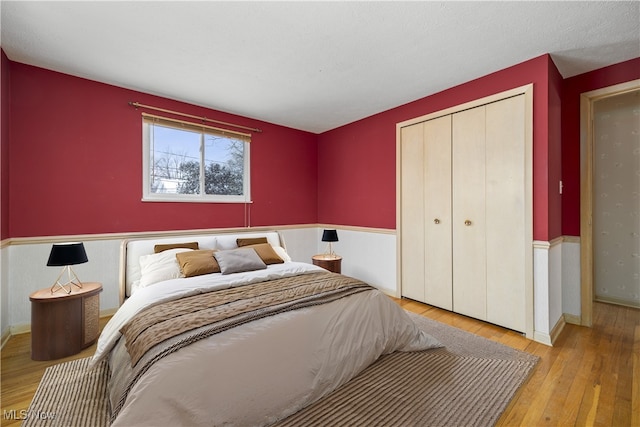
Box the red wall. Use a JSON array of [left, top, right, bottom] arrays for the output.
[[547, 58, 564, 239], [561, 57, 640, 236], [6, 54, 638, 241], [1, 51, 9, 240], [318, 54, 558, 241], [8, 62, 318, 238]]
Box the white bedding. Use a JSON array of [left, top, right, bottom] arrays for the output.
[[93, 262, 442, 426]]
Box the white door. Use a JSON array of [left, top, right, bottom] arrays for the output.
[[399, 85, 533, 337], [485, 95, 527, 331], [401, 123, 426, 301], [401, 116, 453, 308], [452, 105, 487, 321], [423, 115, 453, 310]]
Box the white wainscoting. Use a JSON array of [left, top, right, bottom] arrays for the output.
[[549, 241, 563, 334], [562, 237, 581, 322], [1, 226, 395, 334], [533, 237, 573, 345], [316, 226, 397, 296], [6, 239, 122, 334], [2, 228, 318, 332], [1, 229, 583, 347], [533, 242, 550, 339], [278, 227, 319, 264]]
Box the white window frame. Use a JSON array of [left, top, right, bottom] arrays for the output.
[[141, 114, 251, 203]]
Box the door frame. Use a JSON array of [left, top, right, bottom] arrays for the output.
[[579, 79, 640, 327], [396, 84, 534, 339]]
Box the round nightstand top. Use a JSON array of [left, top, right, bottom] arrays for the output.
[[312, 254, 342, 261], [30, 282, 103, 301]]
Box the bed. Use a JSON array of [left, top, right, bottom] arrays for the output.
[[91, 230, 441, 426]]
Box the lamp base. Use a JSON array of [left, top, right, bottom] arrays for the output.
[[51, 266, 84, 294], [323, 242, 339, 259]]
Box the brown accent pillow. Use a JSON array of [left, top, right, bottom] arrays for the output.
[[244, 243, 284, 265], [236, 237, 268, 247], [175, 250, 220, 277], [154, 241, 199, 253]]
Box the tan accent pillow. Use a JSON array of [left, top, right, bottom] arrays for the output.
[[236, 237, 268, 247], [244, 243, 284, 265], [175, 250, 220, 277], [154, 241, 199, 253]]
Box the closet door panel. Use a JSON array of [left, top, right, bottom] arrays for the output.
[[400, 123, 426, 302], [423, 115, 453, 310], [485, 95, 526, 332], [452, 106, 487, 320]]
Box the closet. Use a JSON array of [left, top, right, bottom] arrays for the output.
[[399, 88, 532, 334]]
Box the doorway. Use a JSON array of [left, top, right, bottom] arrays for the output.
[[581, 80, 640, 325]]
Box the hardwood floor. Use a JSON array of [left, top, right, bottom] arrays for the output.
[[1, 302, 638, 426], [395, 299, 640, 427], [1, 317, 111, 427]]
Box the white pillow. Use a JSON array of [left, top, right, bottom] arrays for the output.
[[272, 246, 291, 262], [138, 248, 193, 287]]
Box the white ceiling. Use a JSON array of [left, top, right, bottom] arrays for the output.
[[1, 1, 638, 133]]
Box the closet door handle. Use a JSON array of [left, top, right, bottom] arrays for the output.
[[434, 218, 440, 224], [464, 220, 472, 226]]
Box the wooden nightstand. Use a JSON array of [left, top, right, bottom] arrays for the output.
[[312, 255, 342, 274], [29, 282, 102, 361]]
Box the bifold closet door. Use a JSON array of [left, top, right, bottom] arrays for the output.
[[422, 116, 452, 310], [401, 92, 529, 334], [400, 122, 426, 302], [452, 95, 527, 331], [400, 116, 452, 309], [485, 95, 526, 332], [452, 106, 487, 321]]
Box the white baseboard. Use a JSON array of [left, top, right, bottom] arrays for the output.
[[563, 313, 581, 325], [10, 323, 30, 336], [533, 331, 552, 346], [550, 315, 566, 345], [595, 295, 640, 309], [534, 315, 566, 347], [1, 327, 11, 350]]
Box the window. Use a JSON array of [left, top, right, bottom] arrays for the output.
[[142, 114, 250, 203]]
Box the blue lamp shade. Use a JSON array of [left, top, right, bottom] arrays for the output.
[[47, 242, 88, 266], [321, 229, 339, 243]]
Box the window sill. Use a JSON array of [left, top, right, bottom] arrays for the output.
[[141, 196, 253, 204]]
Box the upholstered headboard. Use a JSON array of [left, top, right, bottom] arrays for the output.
[[119, 230, 286, 304]]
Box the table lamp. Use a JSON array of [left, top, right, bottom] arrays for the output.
[[321, 229, 339, 258], [47, 242, 88, 294]]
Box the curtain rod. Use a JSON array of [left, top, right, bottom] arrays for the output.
[[128, 101, 262, 133], [142, 113, 251, 141]]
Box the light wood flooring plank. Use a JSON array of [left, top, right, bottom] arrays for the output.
[[1, 317, 110, 427]]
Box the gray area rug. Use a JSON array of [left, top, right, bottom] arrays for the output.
[[23, 311, 538, 427], [22, 356, 109, 427], [275, 312, 539, 426]]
